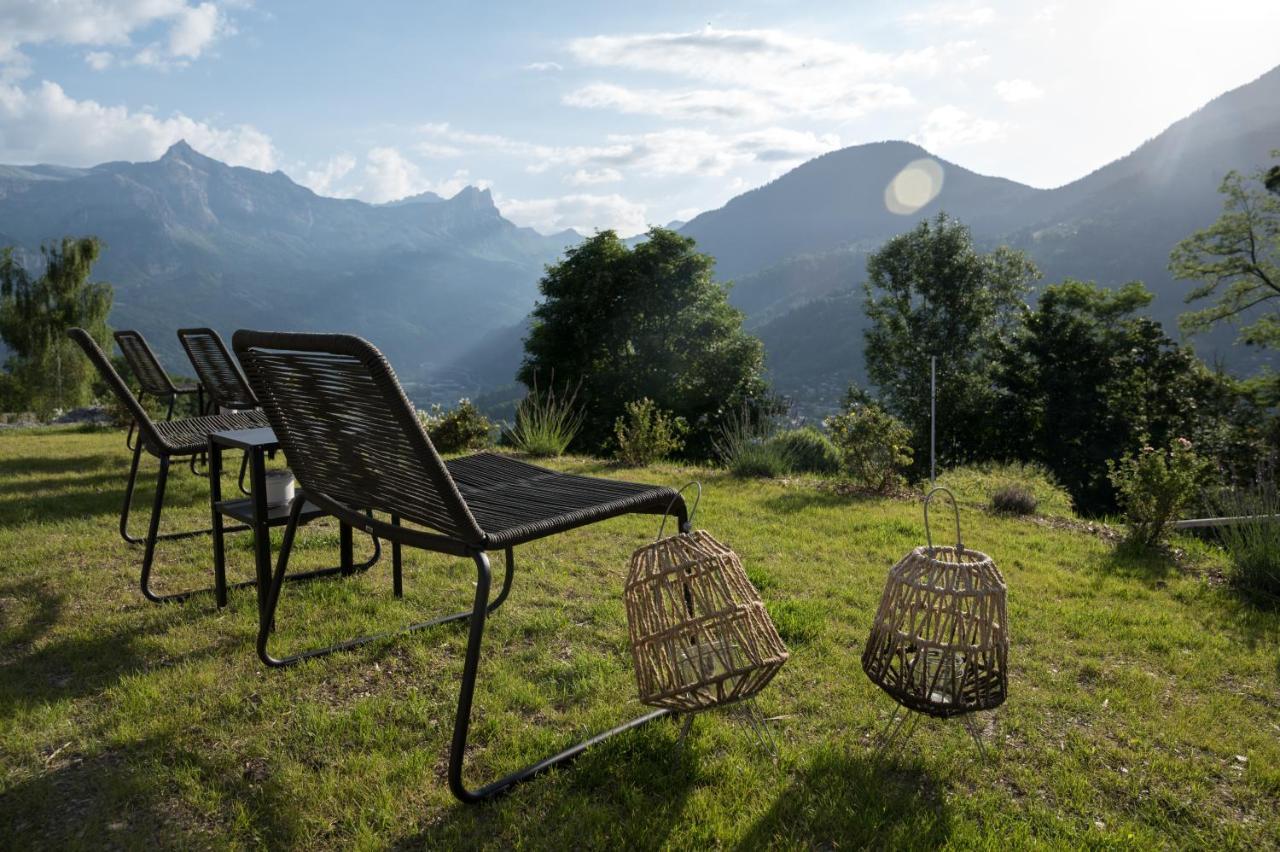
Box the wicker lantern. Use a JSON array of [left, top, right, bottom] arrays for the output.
[[862, 488, 1008, 721], [625, 485, 789, 712]]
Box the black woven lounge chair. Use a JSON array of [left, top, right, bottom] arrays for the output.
[[177, 327, 258, 412], [178, 327, 260, 494], [114, 330, 204, 451], [232, 329, 690, 803], [68, 328, 269, 602]]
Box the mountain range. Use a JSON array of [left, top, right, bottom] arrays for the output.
[[0, 141, 575, 398], [1, 64, 1277, 415]]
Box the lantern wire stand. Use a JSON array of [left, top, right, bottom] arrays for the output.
[[628, 482, 789, 761], [863, 487, 1008, 762]]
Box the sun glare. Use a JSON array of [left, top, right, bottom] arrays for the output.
[[884, 158, 945, 215]]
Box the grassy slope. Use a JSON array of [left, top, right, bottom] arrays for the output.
[[1, 428, 1278, 850]]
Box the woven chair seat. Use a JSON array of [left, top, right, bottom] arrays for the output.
[[150, 410, 270, 456], [446, 453, 678, 547]]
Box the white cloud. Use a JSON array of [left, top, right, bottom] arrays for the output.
[[415, 141, 463, 158], [360, 146, 427, 203], [565, 27, 989, 121], [903, 3, 997, 28], [565, 167, 622, 186], [296, 147, 487, 203], [84, 51, 114, 71], [911, 104, 1004, 151], [301, 153, 356, 197], [418, 122, 841, 181], [563, 83, 780, 122], [0, 79, 276, 168], [523, 61, 563, 72], [995, 78, 1044, 103], [165, 2, 222, 59], [0, 1, 233, 71], [497, 193, 648, 236]]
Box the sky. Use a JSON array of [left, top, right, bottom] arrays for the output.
[[1, 1, 1278, 236]]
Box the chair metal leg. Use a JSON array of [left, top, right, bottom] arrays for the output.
[[391, 514, 403, 598], [257, 535, 515, 668], [138, 457, 171, 602], [133, 457, 252, 604], [125, 391, 144, 451], [237, 452, 251, 495], [447, 549, 670, 803], [120, 442, 246, 546]]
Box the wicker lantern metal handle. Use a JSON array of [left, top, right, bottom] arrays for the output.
[[924, 486, 964, 556], [655, 480, 702, 541]]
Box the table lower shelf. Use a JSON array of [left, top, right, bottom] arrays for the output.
[[214, 497, 329, 527]]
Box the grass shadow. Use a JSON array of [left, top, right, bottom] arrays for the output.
[[0, 578, 65, 653], [1088, 539, 1183, 584], [760, 487, 878, 515], [0, 451, 121, 478], [394, 713, 700, 850], [0, 734, 302, 848], [0, 463, 214, 527], [0, 602, 234, 716], [735, 746, 951, 849]]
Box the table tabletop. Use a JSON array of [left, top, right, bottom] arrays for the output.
[[209, 426, 279, 452]]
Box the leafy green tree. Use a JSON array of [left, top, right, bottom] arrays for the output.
[[0, 238, 113, 415], [520, 228, 767, 457], [994, 280, 1232, 514], [863, 213, 1039, 469], [1265, 164, 1280, 195], [1170, 152, 1280, 350]]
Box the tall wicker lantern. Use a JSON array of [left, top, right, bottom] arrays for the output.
[[862, 488, 1008, 721], [625, 485, 789, 712]]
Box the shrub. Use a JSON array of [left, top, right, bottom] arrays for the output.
[[503, 381, 584, 458], [991, 485, 1038, 515], [1107, 437, 1210, 547], [1213, 486, 1280, 601], [419, 398, 492, 454], [937, 462, 1072, 516], [728, 441, 794, 478], [713, 404, 791, 478], [612, 398, 686, 466], [766, 427, 841, 475], [824, 402, 913, 492]]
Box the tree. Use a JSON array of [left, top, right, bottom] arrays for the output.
[[993, 280, 1232, 514], [863, 213, 1039, 469], [519, 228, 767, 457], [1170, 152, 1280, 350], [0, 237, 113, 415]]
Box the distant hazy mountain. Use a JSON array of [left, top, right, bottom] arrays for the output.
[[682, 140, 1042, 281], [688, 65, 1280, 413], [0, 141, 575, 394]]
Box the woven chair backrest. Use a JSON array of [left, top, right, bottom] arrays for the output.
[[232, 330, 484, 545], [68, 328, 162, 450], [178, 327, 258, 410], [114, 330, 176, 396]]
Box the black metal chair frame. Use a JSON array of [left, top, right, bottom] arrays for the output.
[[114, 330, 204, 453], [234, 329, 690, 804]]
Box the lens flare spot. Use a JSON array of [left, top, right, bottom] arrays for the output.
[[884, 158, 945, 215]]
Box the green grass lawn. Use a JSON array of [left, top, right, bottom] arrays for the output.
[[1, 428, 1278, 850]]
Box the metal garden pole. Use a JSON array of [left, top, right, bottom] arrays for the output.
[[930, 355, 936, 485]]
